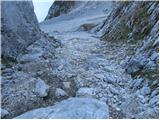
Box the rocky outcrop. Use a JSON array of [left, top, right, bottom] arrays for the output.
[[1, 1, 41, 60], [15, 98, 109, 119], [99, 1, 159, 118], [45, 1, 75, 20]]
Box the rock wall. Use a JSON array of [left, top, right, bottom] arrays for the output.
[[101, 2, 158, 41], [1, 1, 41, 60], [45, 1, 75, 20], [1, 1, 70, 119], [101, 1, 159, 88], [100, 1, 159, 118]]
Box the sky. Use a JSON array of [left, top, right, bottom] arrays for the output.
[[32, 0, 55, 22]]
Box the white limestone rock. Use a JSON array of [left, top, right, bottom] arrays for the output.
[[15, 97, 109, 119], [1, 1, 41, 59], [76, 87, 96, 98], [35, 79, 49, 97], [55, 88, 68, 98], [63, 82, 71, 89]]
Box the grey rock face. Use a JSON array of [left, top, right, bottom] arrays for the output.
[[99, 1, 159, 119], [100, 1, 158, 81], [15, 97, 109, 119], [45, 1, 75, 20], [1, 1, 41, 59], [1, 1, 65, 118]]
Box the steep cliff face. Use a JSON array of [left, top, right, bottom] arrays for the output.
[[100, 1, 159, 118], [1, 1, 64, 119], [101, 1, 159, 87], [1, 1, 41, 60], [101, 2, 158, 41], [45, 1, 75, 20]]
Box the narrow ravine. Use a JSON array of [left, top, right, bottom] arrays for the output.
[[1, 1, 158, 119]]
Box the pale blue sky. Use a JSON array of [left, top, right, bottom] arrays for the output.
[[32, 0, 55, 22]]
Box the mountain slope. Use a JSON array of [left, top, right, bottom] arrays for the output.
[[1, 1, 159, 119], [99, 1, 159, 118], [40, 1, 112, 33]]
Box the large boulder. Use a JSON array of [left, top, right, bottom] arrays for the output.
[[1, 1, 41, 59], [15, 97, 109, 119]]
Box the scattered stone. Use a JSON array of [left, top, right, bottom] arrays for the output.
[[133, 78, 143, 89], [76, 87, 96, 98], [35, 79, 50, 97], [150, 89, 158, 98], [149, 96, 158, 105], [58, 64, 64, 71], [78, 23, 96, 31], [94, 73, 105, 80], [150, 51, 158, 61], [67, 73, 76, 78], [63, 82, 71, 89], [110, 87, 119, 95], [2, 68, 13, 74], [140, 86, 151, 96], [55, 88, 68, 98], [125, 59, 143, 74], [145, 61, 157, 69], [1, 64, 6, 70], [152, 80, 158, 86]]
